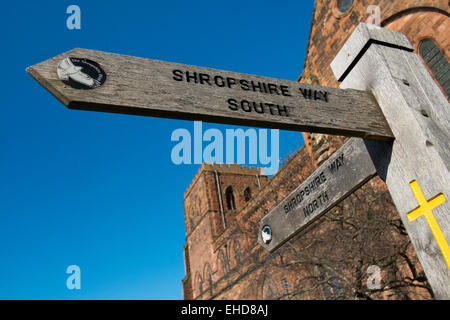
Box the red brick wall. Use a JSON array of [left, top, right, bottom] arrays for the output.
[[300, 1, 449, 161], [300, 0, 448, 87]]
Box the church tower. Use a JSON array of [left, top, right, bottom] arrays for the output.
[[181, 163, 267, 299]]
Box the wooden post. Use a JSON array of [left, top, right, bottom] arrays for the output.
[[331, 23, 450, 299]]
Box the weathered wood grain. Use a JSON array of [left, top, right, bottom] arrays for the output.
[[26, 48, 393, 141], [258, 137, 377, 252], [330, 24, 413, 82], [332, 23, 450, 299]]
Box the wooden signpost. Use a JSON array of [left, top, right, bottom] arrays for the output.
[[261, 24, 450, 299], [331, 23, 450, 299], [26, 24, 449, 298], [26, 48, 392, 141], [258, 137, 377, 252]]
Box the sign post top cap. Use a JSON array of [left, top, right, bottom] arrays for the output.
[[331, 22, 414, 82]]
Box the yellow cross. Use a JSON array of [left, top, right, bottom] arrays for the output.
[[407, 180, 450, 269]]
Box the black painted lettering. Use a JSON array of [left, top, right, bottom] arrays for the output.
[[299, 88, 312, 99], [253, 102, 264, 114], [239, 79, 250, 91], [172, 69, 183, 81], [289, 200, 294, 212], [262, 82, 268, 93], [314, 90, 320, 101], [303, 207, 309, 217], [329, 154, 344, 172], [226, 77, 237, 88], [265, 103, 276, 115], [317, 194, 323, 205], [336, 158, 343, 169], [328, 161, 337, 174], [296, 193, 302, 204], [315, 176, 321, 186], [313, 90, 329, 102], [241, 100, 252, 112], [280, 85, 291, 96], [251, 81, 263, 93], [214, 75, 225, 87], [199, 73, 211, 85], [277, 105, 289, 117], [227, 98, 239, 111], [268, 83, 279, 95], [186, 71, 198, 83]]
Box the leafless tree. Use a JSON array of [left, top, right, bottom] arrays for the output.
[[225, 177, 433, 300]]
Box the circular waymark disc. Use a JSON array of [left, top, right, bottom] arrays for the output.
[[57, 57, 106, 90], [261, 225, 272, 245]]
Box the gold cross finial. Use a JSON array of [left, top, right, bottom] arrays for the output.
[[407, 180, 449, 269]]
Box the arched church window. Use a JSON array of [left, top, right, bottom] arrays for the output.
[[419, 39, 449, 97], [225, 186, 236, 211], [337, 0, 353, 13]]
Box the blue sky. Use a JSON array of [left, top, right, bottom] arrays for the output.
[[0, 1, 313, 299]]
